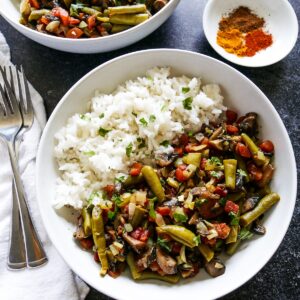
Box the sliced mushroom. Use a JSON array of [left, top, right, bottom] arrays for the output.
[[252, 220, 266, 235], [204, 258, 226, 278], [241, 196, 260, 213], [257, 164, 274, 187], [153, 0, 168, 11], [73, 216, 85, 240], [209, 126, 224, 141], [156, 247, 177, 275], [238, 112, 258, 135], [122, 233, 146, 253], [208, 139, 223, 151], [155, 152, 176, 167], [191, 187, 220, 200], [136, 246, 155, 272]]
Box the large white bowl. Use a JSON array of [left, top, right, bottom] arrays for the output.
[[203, 0, 298, 67], [0, 0, 180, 53], [36, 49, 297, 300]]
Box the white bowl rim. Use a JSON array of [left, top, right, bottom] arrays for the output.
[[0, 0, 178, 43], [202, 0, 299, 67], [36, 48, 297, 299]]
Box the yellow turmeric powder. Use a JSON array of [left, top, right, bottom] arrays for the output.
[[217, 29, 248, 56]]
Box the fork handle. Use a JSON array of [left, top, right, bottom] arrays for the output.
[[8, 180, 27, 270], [6, 140, 48, 268]]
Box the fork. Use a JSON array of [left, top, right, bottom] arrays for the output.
[[0, 67, 47, 269]]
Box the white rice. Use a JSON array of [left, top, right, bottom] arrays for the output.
[[54, 67, 226, 210]]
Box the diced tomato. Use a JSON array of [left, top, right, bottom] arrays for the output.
[[202, 237, 216, 247], [214, 186, 228, 197], [69, 17, 80, 26], [226, 124, 239, 135], [87, 15, 96, 30], [201, 137, 209, 145], [200, 158, 207, 170], [139, 229, 150, 242], [224, 200, 239, 214], [52, 7, 69, 26], [156, 206, 171, 216], [175, 166, 188, 182], [40, 15, 50, 25], [184, 144, 194, 153], [130, 162, 143, 176], [79, 238, 93, 250], [179, 133, 189, 146], [66, 27, 83, 38], [78, 12, 85, 19], [236, 142, 251, 158], [259, 140, 274, 153], [226, 110, 238, 123], [94, 251, 99, 262], [247, 163, 263, 181], [174, 147, 183, 157], [103, 184, 115, 198], [214, 223, 231, 239], [29, 0, 40, 9]]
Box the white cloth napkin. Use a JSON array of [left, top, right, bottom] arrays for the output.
[[0, 32, 90, 300]]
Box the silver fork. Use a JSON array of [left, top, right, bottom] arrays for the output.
[[0, 67, 47, 269]]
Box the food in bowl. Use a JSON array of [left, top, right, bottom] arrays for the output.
[[19, 0, 169, 38], [54, 67, 280, 282]]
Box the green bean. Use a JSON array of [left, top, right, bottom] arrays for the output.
[[166, 177, 179, 189], [96, 16, 110, 23], [240, 193, 280, 226], [82, 207, 92, 237], [158, 225, 196, 248], [92, 206, 108, 276], [131, 206, 147, 229], [111, 24, 132, 34], [224, 159, 237, 189], [241, 133, 266, 166], [20, 0, 31, 18], [81, 7, 101, 16], [182, 153, 201, 167], [28, 9, 50, 22], [123, 173, 144, 187], [141, 166, 165, 202], [198, 244, 214, 262], [108, 4, 147, 15], [110, 13, 149, 26], [226, 225, 239, 244], [126, 252, 141, 280], [136, 271, 180, 283], [226, 239, 242, 255]]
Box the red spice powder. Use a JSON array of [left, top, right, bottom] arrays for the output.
[[245, 29, 273, 57]]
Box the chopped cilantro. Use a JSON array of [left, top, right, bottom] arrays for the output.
[[237, 169, 247, 177], [210, 171, 222, 178], [209, 156, 222, 166], [182, 87, 190, 94], [193, 235, 201, 246], [188, 131, 194, 137], [147, 76, 153, 81], [157, 237, 171, 252], [160, 140, 169, 147], [99, 113, 105, 119], [239, 228, 254, 240], [87, 191, 99, 207], [83, 151, 95, 156], [79, 114, 90, 121], [126, 142, 133, 158], [173, 213, 188, 223], [115, 176, 125, 183], [108, 210, 117, 220], [229, 211, 240, 225], [139, 118, 148, 127], [219, 197, 227, 206], [99, 127, 111, 137], [112, 194, 122, 206], [149, 115, 156, 122], [161, 104, 168, 112], [182, 97, 193, 110]]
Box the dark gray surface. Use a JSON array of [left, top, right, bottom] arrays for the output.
[[1, 0, 299, 299]]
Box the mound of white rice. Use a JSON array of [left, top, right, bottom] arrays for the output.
[[54, 67, 226, 210]]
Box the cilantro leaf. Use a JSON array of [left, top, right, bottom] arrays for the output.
[[126, 142, 133, 158], [173, 213, 188, 223], [149, 115, 156, 122], [229, 211, 240, 225], [157, 237, 171, 252], [193, 235, 201, 246], [182, 97, 193, 110], [160, 140, 169, 147], [239, 228, 254, 240], [115, 176, 125, 183], [99, 113, 105, 119], [182, 87, 190, 94], [99, 127, 111, 137], [108, 210, 117, 220], [112, 194, 122, 206], [139, 118, 148, 127], [237, 169, 247, 177], [83, 150, 96, 156], [209, 156, 222, 166]]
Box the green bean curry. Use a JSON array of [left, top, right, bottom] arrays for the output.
[[73, 110, 280, 282], [19, 0, 169, 38]]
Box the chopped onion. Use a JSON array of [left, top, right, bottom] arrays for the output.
[[128, 203, 136, 220], [155, 213, 165, 226], [109, 244, 119, 256], [124, 223, 133, 232], [135, 191, 147, 206]]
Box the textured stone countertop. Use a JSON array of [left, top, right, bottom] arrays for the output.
[[0, 0, 299, 299]]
